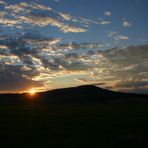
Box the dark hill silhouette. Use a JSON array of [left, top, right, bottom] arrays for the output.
[[41, 85, 119, 100], [0, 85, 148, 104], [40, 85, 148, 103]]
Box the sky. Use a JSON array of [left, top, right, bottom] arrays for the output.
[[0, 0, 148, 93]]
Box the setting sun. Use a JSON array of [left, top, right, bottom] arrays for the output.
[[29, 89, 36, 95]]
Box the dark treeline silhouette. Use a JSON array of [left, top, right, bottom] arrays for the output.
[[0, 85, 148, 104]]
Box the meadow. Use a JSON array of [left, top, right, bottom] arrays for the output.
[[0, 103, 148, 148]]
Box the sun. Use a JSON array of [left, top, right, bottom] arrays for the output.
[[29, 89, 36, 95]]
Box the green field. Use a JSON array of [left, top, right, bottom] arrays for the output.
[[0, 103, 148, 148]]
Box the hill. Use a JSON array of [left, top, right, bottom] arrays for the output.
[[40, 85, 148, 103], [0, 85, 147, 104]]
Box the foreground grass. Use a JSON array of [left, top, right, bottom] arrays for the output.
[[0, 103, 148, 148]]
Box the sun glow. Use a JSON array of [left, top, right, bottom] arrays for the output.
[[29, 89, 36, 95]]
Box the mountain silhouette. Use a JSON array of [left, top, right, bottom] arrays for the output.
[[40, 85, 148, 103], [0, 85, 148, 104]]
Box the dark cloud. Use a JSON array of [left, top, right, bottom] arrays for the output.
[[57, 42, 105, 50], [116, 81, 148, 88], [87, 45, 148, 93], [62, 61, 89, 71], [0, 64, 42, 93]]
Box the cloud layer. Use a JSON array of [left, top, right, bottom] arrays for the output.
[[0, 1, 88, 33], [0, 31, 147, 93]]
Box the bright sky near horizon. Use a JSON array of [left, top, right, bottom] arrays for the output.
[[0, 0, 148, 93]]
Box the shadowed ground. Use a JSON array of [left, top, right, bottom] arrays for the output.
[[0, 103, 148, 148]]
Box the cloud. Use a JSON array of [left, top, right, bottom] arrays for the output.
[[2, 2, 87, 33], [108, 31, 129, 41], [5, 2, 52, 13], [57, 42, 105, 50], [18, 12, 87, 33], [123, 21, 132, 27], [90, 45, 148, 92], [59, 12, 72, 20], [0, 17, 19, 27], [61, 44, 147, 93], [104, 11, 112, 16], [117, 35, 129, 40], [0, 0, 6, 5], [5, 3, 29, 13], [0, 11, 6, 16], [0, 32, 147, 93], [99, 21, 111, 25], [0, 64, 42, 93], [1, 1, 113, 33], [0, 32, 61, 65], [0, 32, 104, 92], [115, 81, 148, 88]]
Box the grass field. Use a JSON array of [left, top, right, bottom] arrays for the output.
[[0, 103, 148, 148]]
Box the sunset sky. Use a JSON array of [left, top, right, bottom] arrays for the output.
[[0, 0, 148, 93]]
